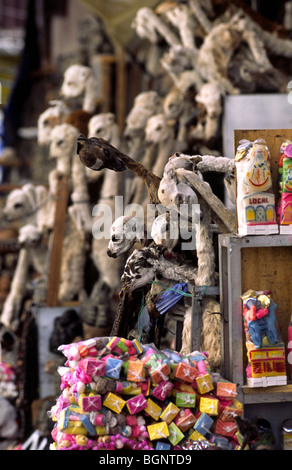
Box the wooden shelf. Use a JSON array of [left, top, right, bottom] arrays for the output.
[[242, 383, 292, 404]]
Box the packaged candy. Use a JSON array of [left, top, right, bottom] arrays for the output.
[[149, 362, 171, 384], [145, 399, 162, 421], [79, 358, 106, 377], [194, 413, 214, 436], [160, 402, 180, 424], [168, 422, 184, 445], [195, 373, 214, 394], [127, 360, 145, 382], [78, 393, 102, 412], [147, 421, 169, 440], [174, 362, 198, 383], [175, 392, 196, 408], [49, 336, 244, 450], [126, 394, 148, 415], [215, 419, 237, 437], [278, 141, 292, 232], [188, 429, 206, 442], [215, 382, 237, 400], [156, 441, 171, 450], [220, 406, 242, 422], [175, 409, 196, 432], [103, 393, 126, 414], [151, 380, 174, 401], [199, 395, 219, 415], [241, 290, 287, 385], [105, 358, 123, 379]]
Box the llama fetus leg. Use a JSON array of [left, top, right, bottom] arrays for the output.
[[133, 7, 181, 47], [0, 248, 30, 329], [189, 0, 213, 34], [165, 4, 198, 52]]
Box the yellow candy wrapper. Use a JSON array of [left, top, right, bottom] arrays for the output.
[[196, 373, 214, 394], [147, 421, 169, 440], [189, 429, 206, 441], [160, 402, 180, 424], [103, 392, 126, 413], [145, 399, 162, 421], [199, 396, 219, 416]]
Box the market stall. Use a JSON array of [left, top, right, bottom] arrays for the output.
[[0, 0, 292, 451]]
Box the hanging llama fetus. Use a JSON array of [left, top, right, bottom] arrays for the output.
[[278, 141, 292, 233], [235, 139, 278, 235]]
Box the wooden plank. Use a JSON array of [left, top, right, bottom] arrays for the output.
[[46, 175, 69, 306], [115, 47, 127, 132], [99, 54, 116, 113]]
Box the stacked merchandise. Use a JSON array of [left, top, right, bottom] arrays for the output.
[[235, 139, 278, 236], [278, 141, 292, 233], [49, 336, 246, 451], [241, 290, 287, 387]]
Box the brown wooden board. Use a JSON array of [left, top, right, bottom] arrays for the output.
[[46, 175, 69, 306]]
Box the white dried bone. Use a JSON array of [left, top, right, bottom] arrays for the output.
[[161, 45, 203, 92], [86, 112, 121, 182], [124, 91, 163, 156], [88, 113, 120, 147], [0, 247, 30, 329], [158, 169, 199, 213], [144, 113, 176, 178], [3, 183, 53, 232], [107, 214, 144, 258], [49, 123, 92, 234], [164, 3, 198, 51], [150, 210, 179, 252], [0, 224, 48, 330], [196, 20, 242, 94], [37, 100, 70, 146], [132, 7, 181, 47], [189, 0, 213, 34], [46, 169, 87, 302], [196, 155, 234, 174], [58, 214, 87, 302], [87, 113, 125, 293], [195, 80, 225, 141], [60, 64, 98, 113]]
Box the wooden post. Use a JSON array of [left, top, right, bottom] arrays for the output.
[[115, 47, 127, 132], [98, 54, 116, 113], [46, 175, 69, 306]]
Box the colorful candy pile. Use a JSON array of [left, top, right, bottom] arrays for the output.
[[49, 336, 244, 450]]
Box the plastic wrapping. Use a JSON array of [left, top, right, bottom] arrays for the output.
[[235, 139, 278, 235], [49, 335, 243, 450], [241, 290, 287, 386]]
